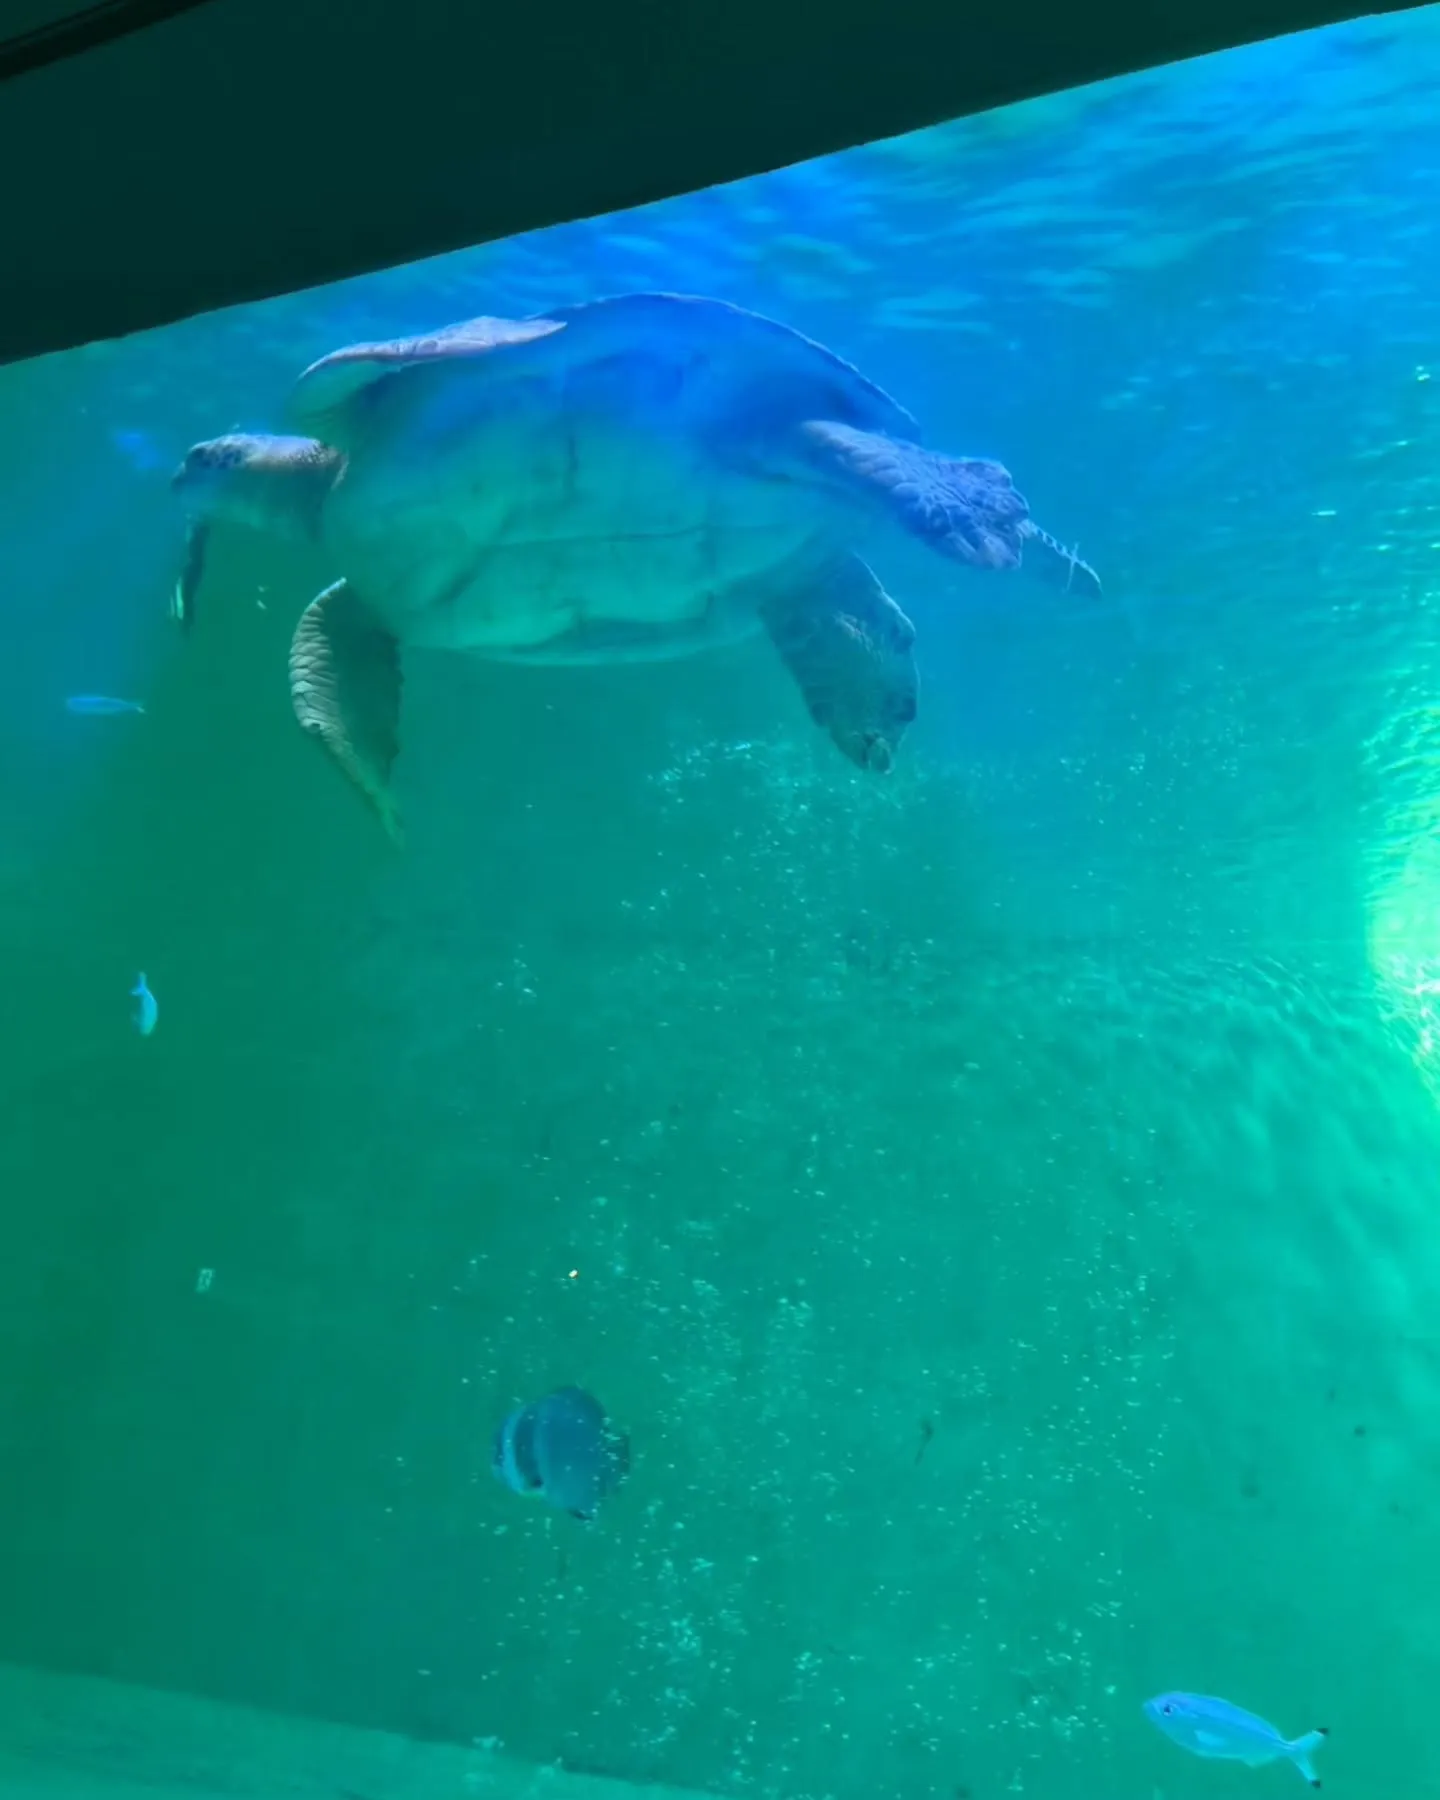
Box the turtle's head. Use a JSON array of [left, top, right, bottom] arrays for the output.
[[169, 432, 345, 631]]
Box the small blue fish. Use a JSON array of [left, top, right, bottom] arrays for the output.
[[492, 1386, 630, 1521], [1144, 1694, 1328, 1787], [130, 973, 157, 1037], [66, 695, 145, 717], [110, 428, 167, 474]]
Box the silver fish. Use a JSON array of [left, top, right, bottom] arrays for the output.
[[130, 972, 157, 1037], [66, 695, 145, 717], [492, 1386, 630, 1521], [1144, 1693, 1328, 1787]]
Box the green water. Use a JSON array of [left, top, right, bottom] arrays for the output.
[[3, 11, 1440, 1800]]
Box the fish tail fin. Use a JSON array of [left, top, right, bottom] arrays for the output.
[[1289, 1728, 1328, 1787], [131, 974, 146, 995]]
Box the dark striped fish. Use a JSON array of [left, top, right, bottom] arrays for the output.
[[492, 1386, 630, 1521]]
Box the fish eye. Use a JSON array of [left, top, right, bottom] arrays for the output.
[[1161, 1704, 1174, 1717]]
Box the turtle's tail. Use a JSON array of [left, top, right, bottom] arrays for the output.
[[1017, 519, 1102, 600]]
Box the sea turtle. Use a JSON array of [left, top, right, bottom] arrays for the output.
[[171, 292, 1099, 835]]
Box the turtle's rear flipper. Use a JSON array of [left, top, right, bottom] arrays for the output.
[[802, 420, 1099, 595], [289, 578, 404, 841], [802, 420, 1028, 569], [761, 555, 917, 774]]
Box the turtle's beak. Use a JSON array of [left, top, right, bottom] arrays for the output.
[[170, 519, 209, 632], [170, 443, 207, 493]]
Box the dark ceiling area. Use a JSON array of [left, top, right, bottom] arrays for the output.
[[0, 0, 208, 73], [0, 0, 1422, 368]]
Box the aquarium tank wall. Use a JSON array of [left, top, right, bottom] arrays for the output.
[[1, 10, 1438, 1800]]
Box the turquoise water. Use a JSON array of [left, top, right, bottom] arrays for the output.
[[4, 10, 1440, 1800]]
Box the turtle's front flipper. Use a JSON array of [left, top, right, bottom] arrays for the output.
[[289, 579, 404, 841], [802, 421, 1099, 595], [760, 555, 917, 774]]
